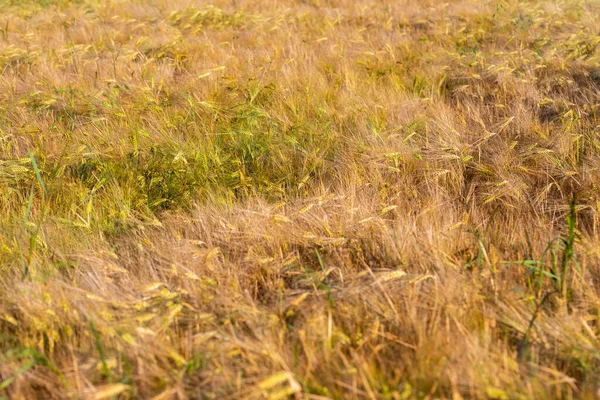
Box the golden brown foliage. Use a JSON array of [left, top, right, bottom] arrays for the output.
[[1, 0, 600, 398]]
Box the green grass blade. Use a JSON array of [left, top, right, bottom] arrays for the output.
[[29, 152, 46, 196]]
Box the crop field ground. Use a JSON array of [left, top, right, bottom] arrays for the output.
[[0, 0, 600, 398]]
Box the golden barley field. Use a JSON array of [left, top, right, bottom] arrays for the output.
[[0, 0, 600, 398]]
